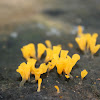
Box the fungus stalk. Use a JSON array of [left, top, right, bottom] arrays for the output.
[[20, 79, 26, 87], [91, 53, 94, 59], [37, 78, 42, 92]]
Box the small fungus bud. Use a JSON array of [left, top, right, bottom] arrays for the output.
[[65, 75, 70, 79], [45, 40, 52, 49], [81, 69, 88, 79], [68, 43, 73, 48], [54, 85, 60, 93]]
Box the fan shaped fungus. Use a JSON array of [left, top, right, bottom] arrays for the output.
[[21, 43, 36, 60], [44, 48, 53, 63], [16, 62, 30, 86], [37, 43, 46, 60]]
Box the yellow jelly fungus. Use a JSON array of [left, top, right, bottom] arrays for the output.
[[60, 50, 69, 58], [37, 43, 46, 60], [76, 76, 79, 78], [46, 46, 61, 70], [85, 33, 91, 50], [75, 36, 87, 51], [57, 44, 62, 48], [84, 33, 97, 51], [64, 54, 80, 75], [53, 54, 59, 60], [44, 48, 53, 63], [48, 54, 60, 71], [78, 25, 83, 36], [37, 78, 42, 92], [33, 63, 48, 81], [53, 46, 62, 56], [47, 54, 59, 71], [47, 61, 55, 71], [81, 69, 88, 79], [45, 40, 52, 49], [65, 75, 70, 79], [72, 54, 80, 63], [75, 32, 100, 56], [90, 43, 100, 57], [56, 58, 66, 75], [92, 33, 98, 39], [68, 43, 73, 48], [21, 43, 36, 60], [27, 58, 37, 74], [54, 85, 60, 93], [47, 47, 61, 71], [16, 62, 30, 87], [89, 33, 100, 56]]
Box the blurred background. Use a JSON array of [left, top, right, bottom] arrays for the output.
[[0, 0, 100, 35]]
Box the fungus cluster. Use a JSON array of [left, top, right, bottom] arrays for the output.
[[75, 26, 100, 58], [16, 40, 88, 93]]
